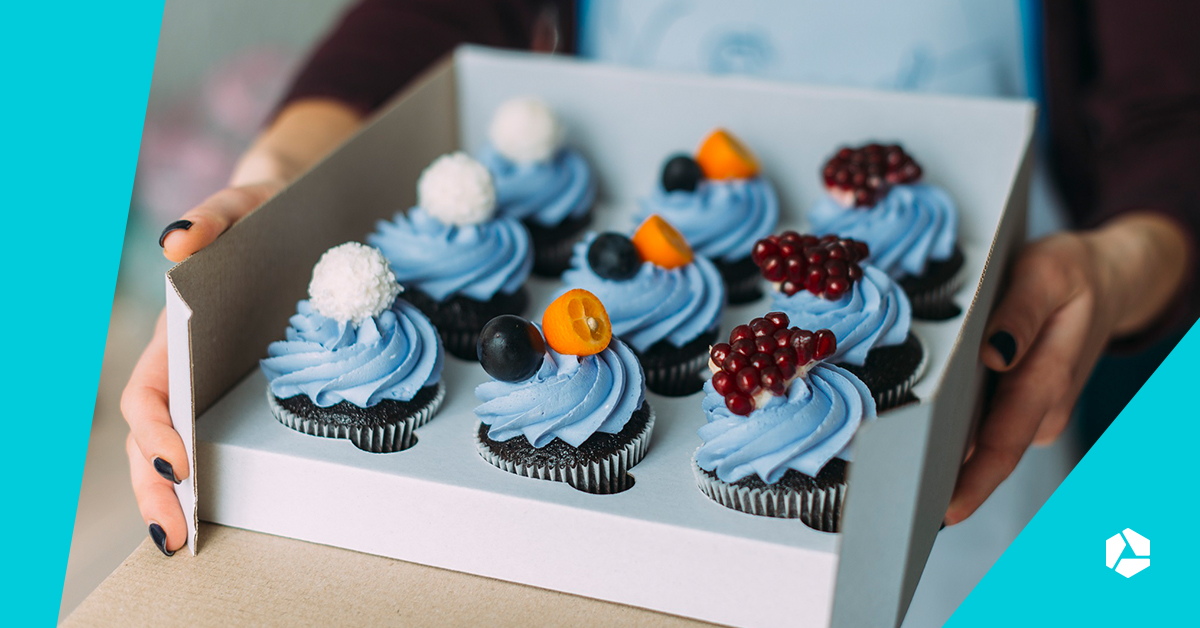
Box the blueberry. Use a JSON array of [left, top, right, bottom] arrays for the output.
[[661, 154, 703, 192], [587, 233, 642, 281], [477, 315, 545, 382]]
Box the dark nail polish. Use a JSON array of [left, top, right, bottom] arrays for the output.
[[939, 522, 947, 531], [988, 331, 1017, 366], [153, 457, 180, 484], [149, 523, 174, 557], [158, 219, 193, 247]]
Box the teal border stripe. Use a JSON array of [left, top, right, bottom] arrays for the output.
[[0, 1, 164, 623], [949, 318, 1200, 625]]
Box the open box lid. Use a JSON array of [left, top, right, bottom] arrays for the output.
[[167, 46, 1035, 627]]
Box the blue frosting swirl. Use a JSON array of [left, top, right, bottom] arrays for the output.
[[770, 265, 911, 366], [367, 207, 532, 302], [475, 336, 645, 448], [260, 299, 444, 408], [477, 145, 597, 227], [695, 363, 875, 483], [637, 177, 779, 263], [808, 184, 958, 279], [561, 233, 726, 352]]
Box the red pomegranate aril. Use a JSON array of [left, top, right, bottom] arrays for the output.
[[754, 336, 776, 355], [724, 353, 749, 374], [825, 259, 847, 277], [765, 311, 789, 329], [725, 392, 754, 416], [774, 349, 796, 378], [785, 256, 807, 282], [732, 339, 756, 357], [730, 325, 753, 344], [806, 269, 826, 295], [749, 353, 773, 371], [709, 342, 732, 365], [825, 278, 849, 298], [773, 328, 792, 348], [712, 371, 736, 396], [761, 255, 786, 282], [736, 367, 761, 395], [826, 244, 846, 260], [854, 240, 870, 259], [781, 230, 801, 243], [781, 280, 801, 296], [751, 239, 779, 264], [760, 366, 786, 395], [791, 330, 815, 363], [750, 318, 776, 337], [779, 242, 797, 258], [806, 249, 827, 265], [814, 329, 837, 360], [847, 264, 864, 281]]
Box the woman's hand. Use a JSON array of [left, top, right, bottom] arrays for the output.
[[945, 212, 1189, 525], [122, 99, 361, 555]]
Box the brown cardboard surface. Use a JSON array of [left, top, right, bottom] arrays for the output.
[[63, 524, 718, 628]]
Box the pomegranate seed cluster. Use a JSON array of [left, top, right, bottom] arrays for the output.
[[751, 232, 870, 299], [822, 143, 922, 207], [708, 312, 836, 416]]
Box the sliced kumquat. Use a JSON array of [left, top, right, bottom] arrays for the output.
[[695, 128, 760, 180], [631, 215, 693, 269], [542, 289, 612, 356]]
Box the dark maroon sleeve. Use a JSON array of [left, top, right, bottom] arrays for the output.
[[1043, 0, 1200, 345], [276, 0, 576, 117]]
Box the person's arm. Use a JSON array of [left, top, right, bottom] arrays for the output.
[[946, 0, 1200, 524], [128, 0, 561, 555]]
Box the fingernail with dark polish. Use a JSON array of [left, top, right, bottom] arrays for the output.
[[153, 457, 180, 484], [989, 331, 1017, 366], [158, 219, 193, 248], [149, 523, 174, 557]]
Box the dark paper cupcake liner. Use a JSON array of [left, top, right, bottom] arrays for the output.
[[267, 382, 445, 453], [525, 211, 593, 277], [403, 287, 530, 361], [837, 332, 928, 412], [900, 246, 966, 320], [692, 457, 847, 533], [476, 403, 655, 495], [636, 329, 719, 397], [711, 256, 763, 305]]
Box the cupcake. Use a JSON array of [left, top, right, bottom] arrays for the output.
[[637, 129, 779, 304], [474, 289, 654, 494], [695, 314, 876, 532], [808, 143, 963, 319], [476, 97, 597, 276], [752, 233, 925, 410], [561, 215, 726, 396], [368, 152, 533, 360], [260, 243, 445, 453]]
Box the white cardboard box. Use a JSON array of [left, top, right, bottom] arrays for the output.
[[167, 47, 1034, 628]]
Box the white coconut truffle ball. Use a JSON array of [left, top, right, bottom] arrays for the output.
[[416, 152, 496, 226], [488, 97, 563, 164], [308, 242, 402, 323]]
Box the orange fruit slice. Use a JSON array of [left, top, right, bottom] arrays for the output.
[[543, 289, 612, 356], [632, 215, 693, 269], [695, 129, 759, 180]]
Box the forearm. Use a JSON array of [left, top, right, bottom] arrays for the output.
[[1088, 212, 1191, 338], [230, 98, 363, 188]]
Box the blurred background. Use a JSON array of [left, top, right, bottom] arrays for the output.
[[59, 0, 351, 621]]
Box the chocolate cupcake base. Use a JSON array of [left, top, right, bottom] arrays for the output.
[[693, 457, 847, 533], [268, 382, 445, 453], [712, 256, 763, 304], [636, 329, 719, 397], [403, 287, 529, 361], [899, 246, 965, 320], [476, 403, 655, 495], [525, 212, 593, 277], [837, 332, 927, 412]]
